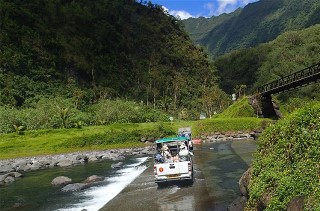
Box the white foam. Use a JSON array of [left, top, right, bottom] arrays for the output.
[[56, 157, 148, 211]]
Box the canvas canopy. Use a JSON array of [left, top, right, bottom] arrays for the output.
[[155, 137, 188, 144]]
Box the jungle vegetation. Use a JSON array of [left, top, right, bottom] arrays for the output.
[[0, 0, 230, 133], [213, 24, 320, 105], [247, 102, 320, 210], [182, 0, 320, 57]]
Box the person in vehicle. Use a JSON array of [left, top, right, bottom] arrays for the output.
[[179, 143, 193, 161], [161, 144, 172, 162], [155, 150, 164, 163]]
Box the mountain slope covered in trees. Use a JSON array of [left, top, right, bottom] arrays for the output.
[[182, 0, 320, 57], [214, 24, 320, 99], [0, 0, 222, 116]]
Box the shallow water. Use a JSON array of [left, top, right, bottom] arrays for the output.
[[198, 139, 256, 210], [0, 140, 256, 211], [0, 157, 148, 211], [101, 139, 257, 211]]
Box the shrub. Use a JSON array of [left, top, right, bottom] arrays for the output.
[[247, 102, 320, 210], [0, 106, 20, 133]]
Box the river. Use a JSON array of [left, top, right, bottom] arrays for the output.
[[0, 139, 256, 211]]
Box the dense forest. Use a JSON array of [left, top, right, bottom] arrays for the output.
[[213, 24, 320, 99], [0, 0, 230, 132], [182, 0, 320, 57]]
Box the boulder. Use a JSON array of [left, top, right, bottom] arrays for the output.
[[13, 172, 23, 178], [16, 162, 31, 171], [51, 176, 72, 186], [0, 174, 8, 182], [61, 183, 87, 192], [88, 155, 98, 162], [227, 196, 247, 211], [0, 164, 14, 173], [140, 137, 146, 142], [111, 162, 124, 169], [287, 196, 304, 211], [239, 167, 252, 197], [140, 148, 151, 155], [112, 155, 125, 161], [56, 159, 73, 167], [30, 161, 44, 171], [83, 175, 105, 183], [256, 190, 273, 211], [76, 155, 88, 162], [0, 172, 23, 184], [4, 176, 15, 183]]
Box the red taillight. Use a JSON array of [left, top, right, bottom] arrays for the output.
[[154, 166, 157, 175], [188, 163, 192, 171], [159, 167, 164, 172]]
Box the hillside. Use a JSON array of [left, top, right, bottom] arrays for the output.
[[214, 24, 320, 97], [182, 0, 320, 57], [247, 102, 320, 210], [0, 0, 220, 116]]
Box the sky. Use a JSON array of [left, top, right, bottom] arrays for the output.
[[150, 0, 259, 19]]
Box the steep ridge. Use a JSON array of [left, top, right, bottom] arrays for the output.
[[183, 0, 320, 57]]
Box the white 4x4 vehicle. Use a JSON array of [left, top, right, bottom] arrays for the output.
[[153, 137, 193, 184]]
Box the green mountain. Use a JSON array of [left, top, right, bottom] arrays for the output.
[[182, 0, 320, 57], [214, 24, 320, 97], [0, 0, 220, 113]]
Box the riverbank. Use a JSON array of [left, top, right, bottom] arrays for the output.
[[0, 129, 263, 186], [0, 146, 153, 185]]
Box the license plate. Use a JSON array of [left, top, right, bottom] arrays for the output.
[[167, 174, 179, 178]]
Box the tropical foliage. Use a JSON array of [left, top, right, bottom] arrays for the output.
[[214, 24, 320, 101], [182, 0, 320, 57], [247, 102, 320, 210], [0, 0, 227, 125], [0, 97, 171, 134]]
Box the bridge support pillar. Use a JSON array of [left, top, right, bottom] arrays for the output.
[[260, 94, 281, 119], [251, 94, 281, 119]]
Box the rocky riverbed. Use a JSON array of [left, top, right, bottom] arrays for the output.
[[0, 146, 153, 186]]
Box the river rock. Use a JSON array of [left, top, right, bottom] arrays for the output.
[[140, 148, 151, 155], [83, 175, 105, 183], [111, 155, 125, 161], [227, 196, 247, 211], [0, 172, 23, 184], [61, 183, 87, 192], [51, 176, 72, 186], [287, 196, 304, 211], [140, 137, 146, 142], [30, 161, 45, 171], [0, 164, 15, 173], [88, 155, 99, 162], [56, 159, 73, 167], [4, 176, 15, 183], [111, 162, 124, 169], [239, 167, 252, 197], [76, 155, 88, 162]]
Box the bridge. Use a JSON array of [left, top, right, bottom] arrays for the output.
[[254, 62, 320, 118]]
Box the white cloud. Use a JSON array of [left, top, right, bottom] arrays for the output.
[[169, 10, 193, 20], [217, 0, 238, 14], [161, 5, 193, 20], [205, 0, 258, 16], [204, 3, 215, 17]]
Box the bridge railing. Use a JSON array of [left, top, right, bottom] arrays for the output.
[[257, 62, 320, 94]]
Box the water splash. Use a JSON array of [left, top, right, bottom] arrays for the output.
[[57, 157, 148, 211]]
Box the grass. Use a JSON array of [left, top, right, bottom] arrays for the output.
[[217, 97, 256, 118], [0, 117, 270, 159], [0, 123, 172, 159], [195, 117, 270, 135]]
